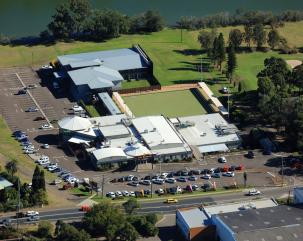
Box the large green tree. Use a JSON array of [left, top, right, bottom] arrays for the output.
[[229, 29, 243, 49], [56, 222, 91, 241], [32, 165, 41, 193], [226, 43, 237, 81], [69, 0, 91, 32], [244, 24, 254, 47], [217, 33, 226, 70], [123, 198, 141, 215], [253, 23, 266, 48], [267, 29, 280, 49], [292, 64, 303, 90], [5, 159, 17, 178], [198, 29, 217, 56]]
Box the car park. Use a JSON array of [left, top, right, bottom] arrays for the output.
[[247, 189, 261, 196], [222, 172, 235, 177], [201, 174, 211, 180], [177, 177, 187, 182], [188, 176, 198, 181], [166, 178, 176, 184], [218, 156, 227, 163]]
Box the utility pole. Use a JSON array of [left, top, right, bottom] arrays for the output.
[[180, 28, 183, 43], [101, 175, 105, 198], [200, 54, 203, 82], [281, 156, 284, 186], [16, 178, 20, 231]]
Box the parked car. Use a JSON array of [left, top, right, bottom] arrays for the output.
[[26, 107, 39, 112], [16, 134, 28, 140], [181, 171, 189, 176], [21, 141, 32, 147], [51, 179, 62, 185], [218, 156, 227, 163], [192, 184, 199, 191], [106, 192, 115, 199], [38, 159, 50, 166], [126, 175, 134, 181], [188, 176, 198, 181], [22, 145, 34, 150], [144, 189, 151, 195], [155, 188, 164, 195], [222, 172, 235, 177], [246, 151, 255, 159], [211, 173, 221, 178], [201, 174, 211, 180], [17, 89, 27, 95], [247, 189, 261, 196], [42, 143, 49, 149], [221, 86, 229, 94], [115, 191, 123, 197], [13, 130, 26, 137], [128, 181, 139, 187], [38, 155, 49, 162], [27, 84, 38, 89], [122, 190, 129, 197], [129, 191, 136, 197], [41, 124, 53, 129], [42, 65, 53, 70], [166, 178, 176, 184], [177, 177, 187, 182], [191, 169, 201, 175], [140, 180, 151, 185], [153, 179, 165, 185], [24, 149, 37, 154]]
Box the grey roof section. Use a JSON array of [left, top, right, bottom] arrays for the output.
[[0, 176, 13, 190], [58, 48, 149, 71], [99, 124, 130, 139], [98, 92, 121, 115], [236, 225, 303, 241], [217, 205, 303, 233], [178, 208, 208, 228], [68, 66, 123, 90]]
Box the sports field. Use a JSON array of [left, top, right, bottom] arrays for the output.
[[123, 90, 207, 118]]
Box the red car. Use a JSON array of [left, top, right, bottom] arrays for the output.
[[235, 164, 244, 171]]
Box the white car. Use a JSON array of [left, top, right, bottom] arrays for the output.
[[106, 192, 115, 198], [38, 155, 49, 162], [115, 191, 123, 197], [126, 175, 134, 181], [38, 159, 50, 166], [122, 190, 129, 196], [42, 65, 53, 70], [165, 178, 176, 184], [201, 174, 211, 180], [160, 172, 169, 178], [42, 144, 49, 149], [23, 145, 34, 150], [153, 179, 165, 185], [218, 156, 227, 163], [248, 189, 261, 196], [48, 164, 58, 172], [222, 172, 235, 177], [221, 87, 229, 94], [41, 124, 53, 129], [156, 188, 164, 194], [24, 149, 36, 154], [129, 191, 136, 197], [26, 211, 39, 217], [51, 179, 62, 185]]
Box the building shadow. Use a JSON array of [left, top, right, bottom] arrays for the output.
[[158, 226, 182, 241]]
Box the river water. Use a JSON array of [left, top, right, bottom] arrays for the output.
[[1, 0, 303, 37]]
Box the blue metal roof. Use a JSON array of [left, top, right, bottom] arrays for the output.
[[58, 48, 149, 71], [98, 92, 121, 115]]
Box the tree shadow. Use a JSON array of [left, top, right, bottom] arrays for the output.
[[158, 226, 181, 241], [173, 49, 203, 56], [34, 133, 59, 145]]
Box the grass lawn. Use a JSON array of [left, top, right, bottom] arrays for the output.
[[0, 21, 303, 91], [121, 79, 150, 89], [123, 90, 207, 118]]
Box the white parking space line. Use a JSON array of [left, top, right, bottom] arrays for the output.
[[267, 172, 275, 178]]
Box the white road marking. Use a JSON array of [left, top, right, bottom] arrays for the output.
[[267, 172, 275, 178]]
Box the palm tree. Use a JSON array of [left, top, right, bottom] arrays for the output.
[[5, 159, 17, 177]]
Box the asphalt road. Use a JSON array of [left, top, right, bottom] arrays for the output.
[[0, 186, 291, 225]]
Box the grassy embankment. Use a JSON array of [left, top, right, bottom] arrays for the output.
[[1, 21, 303, 93]]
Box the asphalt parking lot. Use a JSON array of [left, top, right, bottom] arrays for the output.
[[0, 67, 298, 197]]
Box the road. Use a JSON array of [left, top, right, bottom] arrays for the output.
[[0, 186, 291, 225]]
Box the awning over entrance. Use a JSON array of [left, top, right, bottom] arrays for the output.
[[198, 144, 229, 153], [68, 135, 93, 146]]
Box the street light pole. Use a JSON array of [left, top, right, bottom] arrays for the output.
[[200, 54, 203, 82]]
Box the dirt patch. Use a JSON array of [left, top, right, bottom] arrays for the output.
[[286, 60, 302, 69]]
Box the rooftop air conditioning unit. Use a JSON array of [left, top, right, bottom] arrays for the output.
[[200, 132, 206, 136], [144, 129, 148, 133]]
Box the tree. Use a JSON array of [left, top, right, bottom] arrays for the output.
[[37, 221, 53, 238], [267, 29, 280, 49], [32, 165, 40, 193], [145, 213, 158, 225], [243, 172, 247, 187], [123, 198, 141, 215], [48, 3, 75, 39], [217, 33, 226, 70], [292, 64, 303, 90], [229, 29, 243, 49], [244, 24, 254, 47], [118, 222, 139, 241], [226, 43, 237, 81], [258, 77, 275, 96], [69, 0, 91, 33], [143, 10, 164, 32], [198, 29, 217, 55], [211, 36, 219, 64], [253, 23, 266, 48], [39, 170, 46, 191], [56, 222, 91, 241], [5, 160, 17, 177]]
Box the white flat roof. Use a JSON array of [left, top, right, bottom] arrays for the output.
[[204, 198, 278, 217], [177, 114, 240, 147], [132, 116, 184, 149], [90, 114, 126, 127], [58, 116, 92, 131], [92, 147, 127, 160], [68, 135, 93, 145], [99, 124, 130, 139], [178, 208, 208, 228]]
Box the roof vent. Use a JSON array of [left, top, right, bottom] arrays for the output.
[[144, 129, 148, 133]]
